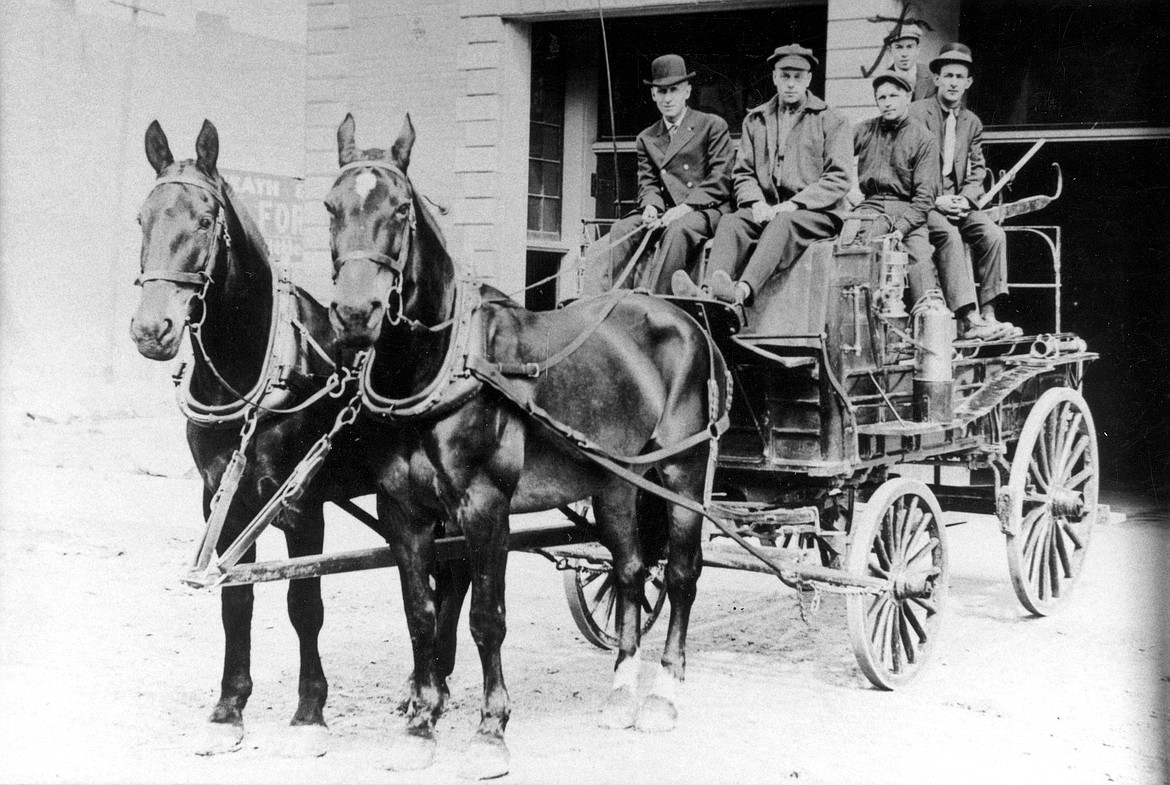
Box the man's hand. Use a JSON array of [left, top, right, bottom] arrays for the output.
[[641, 206, 661, 224], [891, 228, 904, 243], [934, 194, 969, 216], [776, 201, 798, 214], [751, 201, 780, 224], [660, 204, 694, 225]]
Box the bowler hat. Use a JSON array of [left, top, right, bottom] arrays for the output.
[[872, 71, 912, 93], [643, 54, 695, 87], [767, 43, 818, 71], [891, 23, 922, 43], [930, 42, 974, 74]]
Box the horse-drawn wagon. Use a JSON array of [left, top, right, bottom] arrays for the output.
[[132, 117, 1100, 775], [551, 192, 1101, 689]]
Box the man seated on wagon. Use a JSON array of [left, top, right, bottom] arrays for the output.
[[580, 54, 734, 295], [851, 71, 941, 304], [670, 44, 852, 306], [909, 43, 1021, 340], [886, 23, 937, 102]]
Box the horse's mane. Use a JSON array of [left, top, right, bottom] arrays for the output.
[[412, 187, 454, 273], [219, 178, 271, 265]]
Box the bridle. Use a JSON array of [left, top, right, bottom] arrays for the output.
[[135, 172, 231, 302], [331, 159, 416, 327]]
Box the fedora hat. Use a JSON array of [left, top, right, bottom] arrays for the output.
[[930, 42, 974, 74], [767, 43, 818, 71], [643, 54, 695, 87], [872, 70, 912, 93]]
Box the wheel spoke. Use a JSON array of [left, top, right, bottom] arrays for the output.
[[871, 596, 894, 665], [900, 503, 925, 562], [1065, 465, 1095, 495], [1053, 413, 1084, 484], [1025, 512, 1049, 583], [1035, 413, 1054, 487], [1058, 435, 1090, 485], [1060, 518, 1086, 551], [872, 532, 892, 573], [898, 606, 917, 665], [902, 600, 928, 643], [589, 572, 614, 610], [1046, 522, 1062, 598], [891, 499, 910, 555], [1028, 460, 1049, 493], [867, 555, 890, 580], [1053, 519, 1073, 580], [906, 533, 939, 569], [889, 605, 904, 672], [910, 595, 938, 616]]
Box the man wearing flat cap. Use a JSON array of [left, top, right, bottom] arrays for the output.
[[581, 53, 733, 295], [910, 42, 1019, 339], [673, 43, 851, 306], [852, 70, 940, 303], [887, 24, 937, 102]]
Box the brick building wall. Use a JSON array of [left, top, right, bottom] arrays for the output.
[[302, 0, 955, 298], [0, 1, 305, 388]]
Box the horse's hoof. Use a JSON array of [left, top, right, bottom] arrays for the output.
[[385, 730, 436, 772], [599, 687, 639, 730], [634, 694, 678, 734], [457, 734, 510, 780], [194, 721, 244, 756], [272, 723, 329, 758]]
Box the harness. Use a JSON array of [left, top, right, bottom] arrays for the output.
[[139, 171, 337, 427]]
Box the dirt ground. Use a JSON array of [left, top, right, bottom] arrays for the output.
[[1, 381, 1167, 785]]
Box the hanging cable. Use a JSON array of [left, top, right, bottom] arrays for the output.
[[596, 0, 623, 216]]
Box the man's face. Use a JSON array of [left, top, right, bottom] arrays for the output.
[[773, 66, 811, 107], [652, 82, 691, 123], [934, 64, 972, 105], [890, 38, 919, 71], [875, 82, 911, 122]]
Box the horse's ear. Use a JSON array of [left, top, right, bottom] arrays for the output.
[[391, 114, 415, 171], [195, 119, 219, 175], [144, 120, 173, 175], [337, 113, 357, 166]]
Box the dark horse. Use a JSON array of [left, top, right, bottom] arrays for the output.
[[128, 120, 469, 755], [324, 114, 729, 778]]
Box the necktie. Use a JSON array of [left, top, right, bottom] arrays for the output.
[[942, 111, 956, 177]]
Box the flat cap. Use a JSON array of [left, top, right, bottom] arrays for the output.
[[872, 70, 913, 93], [767, 44, 818, 70], [891, 23, 922, 42], [930, 42, 974, 74]]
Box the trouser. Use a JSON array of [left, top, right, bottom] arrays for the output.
[[927, 209, 1008, 310], [855, 199, 939, 304], [579, 209, 720, 296], [705, 206, 840, 296]]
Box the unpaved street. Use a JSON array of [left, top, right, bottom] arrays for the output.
[[0, 385, 1167, 784]]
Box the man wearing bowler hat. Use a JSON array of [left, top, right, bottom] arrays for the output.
[[886, 23, 937, 101], [852, 70, 940, 303], [581, 53, 733, 295], [910, 42, 1019, 339], [673, 43, 851, 306]]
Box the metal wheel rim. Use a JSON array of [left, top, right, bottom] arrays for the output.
[[846, 478, 948, 690], [1006, 387, 1098, 616], [562, 561, 666, 650]]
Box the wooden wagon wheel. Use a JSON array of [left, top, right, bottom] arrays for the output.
[[1003, 387, 1098, 616], [846, 478, 949, 690], [562, 559, 667, 650]]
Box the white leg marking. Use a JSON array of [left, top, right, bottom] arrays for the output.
[[611, 650, 641, 693], [649, 664, 682, 704]]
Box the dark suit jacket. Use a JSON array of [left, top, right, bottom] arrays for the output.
[[909, 96, 988, 206], [909, 63, 937, 101], [635, 108, 734, 214], [731, 93, 852, 212]]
